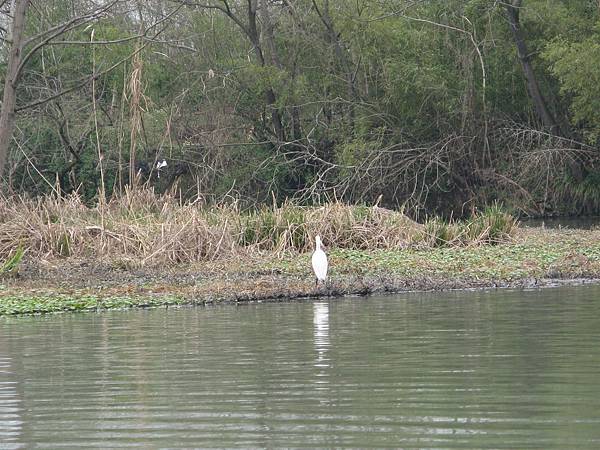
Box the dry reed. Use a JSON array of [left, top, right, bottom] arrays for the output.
[[0, 188, 517, 265]]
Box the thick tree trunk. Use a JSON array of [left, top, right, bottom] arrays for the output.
[[505, 0, 559, 134], [0, 0, 29, 182]]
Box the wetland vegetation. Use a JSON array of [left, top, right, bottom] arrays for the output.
[[1, 189, 599, 315], [1, 1, 600, 314]]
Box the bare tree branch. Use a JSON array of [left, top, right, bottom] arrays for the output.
[[23, 0, 120, 46], [16, 5, 183, 112]]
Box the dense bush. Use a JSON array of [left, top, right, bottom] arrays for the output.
[[2, 0, 599, 217]]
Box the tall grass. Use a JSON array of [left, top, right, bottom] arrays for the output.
[[422, 203, 518, 247], [0, 188, 518, 265], [0, 246, 24, 277]]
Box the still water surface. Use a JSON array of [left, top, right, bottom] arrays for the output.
[[2, 285, 600, 448], [522, 216, 600, 229]]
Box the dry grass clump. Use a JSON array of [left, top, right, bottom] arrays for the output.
[[0, 188, 517, 266], [238, 201, 422, 253], [421, 204, 518, 247], [0, 188, 236, 265]]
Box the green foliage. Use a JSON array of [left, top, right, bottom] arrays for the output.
[[468, 203, 518, 244], [423, 204, 517, 247], [239, 204, 309, 250], [555, 171, 600, 215], [0, 247, 24, 278], [543, 36, 600, 142], [424, 218, 462, 247], [6, 0, 600, 216], [0, 293, 187, 315]]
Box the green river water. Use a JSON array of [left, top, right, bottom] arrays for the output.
[[2, 285, 600, 448]]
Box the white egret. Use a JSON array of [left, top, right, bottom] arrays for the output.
[[155, 159, 168, 178], [311, 235, 328, 286]]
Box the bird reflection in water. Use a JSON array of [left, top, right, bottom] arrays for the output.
[[313, 301, 332, 405], [0, 355, 22, 445], [313, 301, 330, 366]]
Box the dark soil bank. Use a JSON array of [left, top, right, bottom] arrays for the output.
[[2, 227, 600, 315]]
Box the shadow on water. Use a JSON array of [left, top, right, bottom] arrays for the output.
[[2, 285, 600, 448]]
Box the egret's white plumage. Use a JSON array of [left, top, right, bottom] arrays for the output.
[[311, 235, 328, 285], [156, 159, 167, 178]]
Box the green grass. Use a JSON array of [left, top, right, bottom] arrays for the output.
[[1, 209, 599, 316], [264, 227, 600, 282], [0, 246, 24, 277], [421, 203, 517, 247]]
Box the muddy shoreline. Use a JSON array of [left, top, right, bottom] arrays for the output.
[[1, 253, 600, 315], [2, 226, 600, 315]]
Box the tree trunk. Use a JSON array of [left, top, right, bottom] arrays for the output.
[[248, 0, 285, 142], [505, 0, 559, 134], [0, 0, 29, 182], [259, 0, 282, 70], [314, 0, 356, 127]]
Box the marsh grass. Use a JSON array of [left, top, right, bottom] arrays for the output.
[[0, 246, 24, 277], [0, 188, 517, 265], [239, 201, 424, 253], [421, 204, 517, 247], [554, 172, 600, 215]]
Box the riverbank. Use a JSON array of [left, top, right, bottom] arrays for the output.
[[1, 226, 600, 315]]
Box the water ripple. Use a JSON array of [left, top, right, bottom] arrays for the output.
[[2, 285, 600, 447]]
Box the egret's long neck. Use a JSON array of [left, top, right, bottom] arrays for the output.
[[315, 238, 321, 251]]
